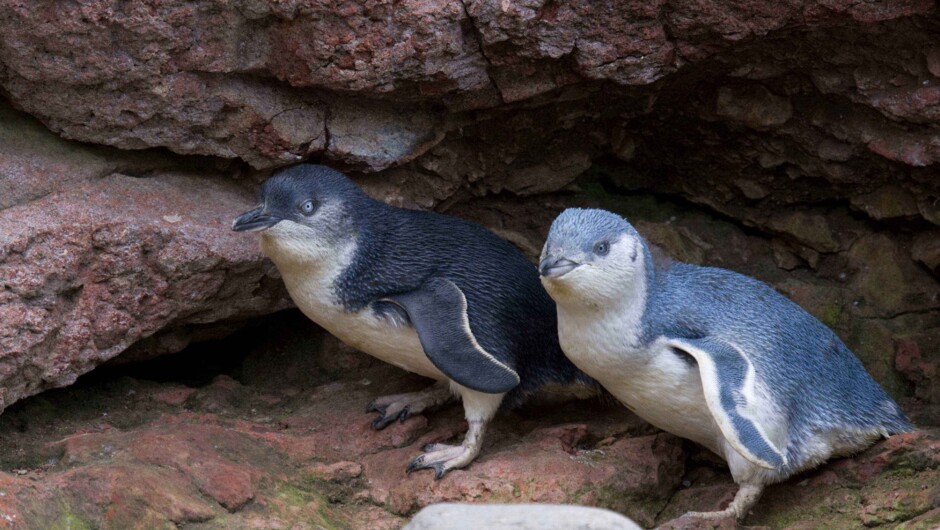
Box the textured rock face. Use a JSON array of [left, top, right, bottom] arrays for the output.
[[0, 166, 289, 411], [0, 1, 935, 175], [0, 1, 940, 526]]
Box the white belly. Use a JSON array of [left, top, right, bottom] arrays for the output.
[[597, 343, 721, 454], [558, 309, 724, 456], [286, 274, 445, 380], [262, 234, 446, 381]]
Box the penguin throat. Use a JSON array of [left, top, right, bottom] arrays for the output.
[[602, 277, 648, 346], [556, 279, 648, 378], [556, 262, 650, 359], [261, 233, 321, 267]]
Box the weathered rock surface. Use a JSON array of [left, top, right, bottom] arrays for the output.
[[0, 168, 289, 411], [0, 316, 936, 530], [0, 0, 936, 181]]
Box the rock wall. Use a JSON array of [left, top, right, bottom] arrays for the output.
[[1, 1, 938, 415]]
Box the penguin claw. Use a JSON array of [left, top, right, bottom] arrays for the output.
[[406, 455, 425, 474], [370, 415, 386, 430], [404, 443, 471, 480], [370, 405, 412, 430], [365, 386, 454, 431], [405, 455, 450, 480]]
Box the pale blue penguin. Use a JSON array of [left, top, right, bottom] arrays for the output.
[[538, 208, 912, 520]]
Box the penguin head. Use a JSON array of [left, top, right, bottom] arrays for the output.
[[232, 164, 371, 263], [539, 208, 649, 308]]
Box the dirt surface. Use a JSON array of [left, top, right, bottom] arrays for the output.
[[0, 311, 935, 530]]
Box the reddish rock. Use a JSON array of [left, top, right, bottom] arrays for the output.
[[0, 172, 289, 414], [0, 474, 28, 530], [361, 428, 684, 527], [306, 461, 364, 482], [0, 0, 467, 169], [0, 0, 935, 172], [126, 429, 261, 511], [34, 465, 218, 529], [0, 342, 938, 529], [48, 416, 268, 514], [152, 387, 196, 407], [895, 332, 940, 403], [534, 423, 589, 454], [189, 459, 256, 512]]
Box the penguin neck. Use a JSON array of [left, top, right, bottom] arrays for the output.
[[605, 265, 650, 349], [261, 228, 358, 296], [259, 203, 363, 286], [624, 239, 658, 344], [327, 201, 400, 312], [600, 241, 655, 343]]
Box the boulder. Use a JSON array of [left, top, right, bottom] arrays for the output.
[[0, 171, 289, 411], [403, 503, 642, 530]]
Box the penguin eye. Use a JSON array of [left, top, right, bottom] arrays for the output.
[[300, 200, 316, 216], [593, 241, 610, 256]]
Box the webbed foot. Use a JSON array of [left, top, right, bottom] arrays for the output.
[[404, 385, 502, 479], [367, 383, 453, 430], [681, 482, 763, 521], [406, 421, 487, 479]]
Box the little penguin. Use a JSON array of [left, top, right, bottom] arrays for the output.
[[538, 208, 913, 520], [232, 163, 591, 478]]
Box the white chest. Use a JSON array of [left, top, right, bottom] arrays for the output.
[[557, 305, 723, 455], [262, 236, 445, 381]]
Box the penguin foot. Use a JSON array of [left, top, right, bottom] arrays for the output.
[[406, 417, 487, 479], [683, 482, 763, 521], [406, 444, 466, 480], [406, 442, 478, 480], [367, 383, 454, 430]]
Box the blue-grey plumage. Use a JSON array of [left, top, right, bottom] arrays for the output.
[[232, 164, 592, 478], [539, 207, 912, 520]]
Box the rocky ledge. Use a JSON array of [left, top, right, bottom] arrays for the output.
[[0, 312, 936, 530]]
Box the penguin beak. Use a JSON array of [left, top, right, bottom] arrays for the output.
[[539, 256, 580, 278], [232, 206, 281, 232]]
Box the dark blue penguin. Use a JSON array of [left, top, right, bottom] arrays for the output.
[[540, 208, 913, 520], [233, 164, 591, 477]]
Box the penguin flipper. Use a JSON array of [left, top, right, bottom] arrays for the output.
[[666, 336, 787, 470], [384, 278, 520, 394]]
